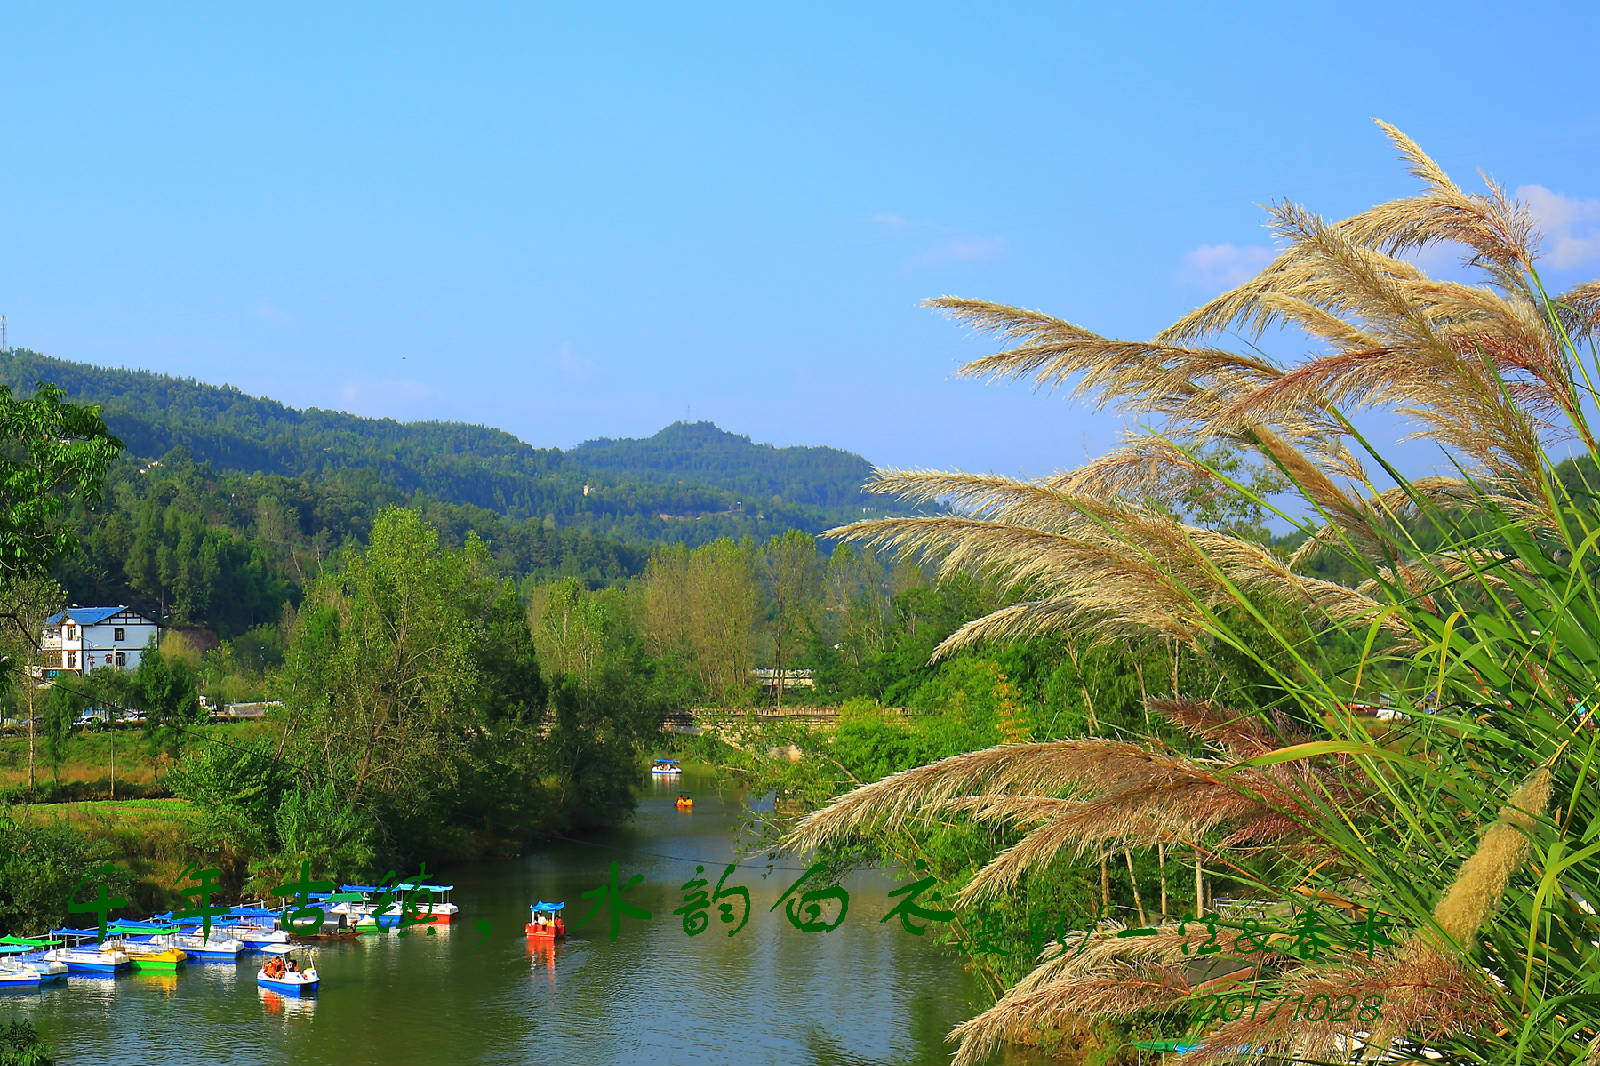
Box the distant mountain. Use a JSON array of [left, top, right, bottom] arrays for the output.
[[0, 350, 886, 546], [571, 420, 875, 509]]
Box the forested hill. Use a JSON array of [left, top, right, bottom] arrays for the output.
[[0, 350, 885, 545], [570, 421, 871, 508]]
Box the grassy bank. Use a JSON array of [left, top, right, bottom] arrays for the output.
[[0, 722, 270, 800], [11, 798, 202, 916]]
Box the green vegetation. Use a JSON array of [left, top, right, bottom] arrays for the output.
[[0, 1021, 54, 1066], [779, 126, 1600, 1064], [0, 350, 890, 556]]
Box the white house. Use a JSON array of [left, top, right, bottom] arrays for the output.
[[38, 606, 160, 678]]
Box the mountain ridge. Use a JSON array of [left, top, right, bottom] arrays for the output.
[[0, 349, 885, 546]]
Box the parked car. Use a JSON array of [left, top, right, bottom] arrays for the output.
[[118, 710, 146, 725]]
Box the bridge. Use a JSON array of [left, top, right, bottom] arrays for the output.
[[660, 705, 927, 734]]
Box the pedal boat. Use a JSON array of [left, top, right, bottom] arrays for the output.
[[0, 945, 65, 988], [105, 922, 187, 971], [175, 931, 246, 960], [213, 906, 293, 947], [650, 758, 682, 776], [41, 930, 129, 974], [395, 882, 459, 925], [257, 944, 318, 996], [0, 937, 68, 983], [525, 901, 566, 939]]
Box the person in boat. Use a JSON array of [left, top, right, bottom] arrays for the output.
[[286, 958, 298, 973], [554, 915, 565, 937]]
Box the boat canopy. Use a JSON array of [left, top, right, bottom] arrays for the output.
[[261, 943, 305, 956], [49, 928, 103, 939], [338, 884, 386, 893], [107, 920, 177, 934], [531, 901, 565, 912], [229, 906, 280, 918], [325, 891, 367, 903], [653, 758, 680, 765], [151, 912, 235, 927], [395, 883, 452, 892], [0, 945, 37, 955]]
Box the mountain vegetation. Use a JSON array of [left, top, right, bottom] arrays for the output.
[[0, 351, 883, 546]]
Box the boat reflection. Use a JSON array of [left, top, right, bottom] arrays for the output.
[[258, 986, 318, 1017], [130, 973, 179, 995], [526, 938, 561, 981]]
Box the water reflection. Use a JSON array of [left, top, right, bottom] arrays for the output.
[[128, 973, 178, 995], [526, 939, 561, 982], [258, 986, 318, 1018]]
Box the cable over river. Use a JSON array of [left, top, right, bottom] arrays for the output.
[[5, 768, 1045, 1065]]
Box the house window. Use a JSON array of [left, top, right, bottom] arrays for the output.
[[65, 625, 77, 641], [66, 651, 77, 670], [116, 651, 126, 667], [114, 627, 125, 642]]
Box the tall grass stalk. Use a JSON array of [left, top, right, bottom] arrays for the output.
[[783, 124, 1600, 1064]]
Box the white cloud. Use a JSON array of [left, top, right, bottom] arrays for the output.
[[863, 211, 911, 233], [543, 342, 599, 385], [907, 235, 1009, 270], [865, 212, 1007, 272], [1518, 184, 1600, 269], [1179, 243, 1276, 288]]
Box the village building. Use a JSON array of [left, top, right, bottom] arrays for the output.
[[37, 606, 160, 678]]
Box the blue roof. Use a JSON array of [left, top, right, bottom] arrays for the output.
[[44, 605, 137, 626], [531, 901, 565, 911]]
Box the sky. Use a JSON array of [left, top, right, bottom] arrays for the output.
[[5, 1, 1600, 478]]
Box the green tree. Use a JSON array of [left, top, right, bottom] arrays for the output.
[[0, 382, 121, 587], [759, 530, 822, 708], [40, 682, 79, 785], [0, 1019, 55, 1066], [0, 810, 130, 938], [133, 644, 204, 763]]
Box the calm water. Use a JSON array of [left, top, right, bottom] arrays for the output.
[[4, 769, 1039, 1065]]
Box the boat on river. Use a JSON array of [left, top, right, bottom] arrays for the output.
[[525, 902, 566, 939], [150, 912, 252, 959], [43, 930, 129, 974], [396, 882, 459, 925], [174, 931, 246, 960], [332, 882, 459, 928], [227, 907, 291, 947], [0, 937, 68, 983], [676, 792, 693, 810], [651, 758, 682, 776], [257, 944, 318, 996], [0, 945, 65, 989], [104, 921, 187, 971]]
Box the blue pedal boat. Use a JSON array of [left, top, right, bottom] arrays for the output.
[[256, 944, 318, 996]]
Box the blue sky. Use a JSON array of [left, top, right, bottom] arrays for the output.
[[5, 2, 1600, 477]]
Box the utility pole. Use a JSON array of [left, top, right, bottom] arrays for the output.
[[1, 315, 7, 350]]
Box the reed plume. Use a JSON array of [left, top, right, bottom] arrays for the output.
[[790, 122, 1596, 1064]]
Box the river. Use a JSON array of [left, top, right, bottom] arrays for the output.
[[4, 767, 1046, 1065]]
